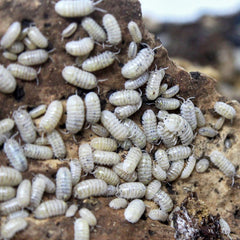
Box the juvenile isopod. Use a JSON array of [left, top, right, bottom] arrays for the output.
[[61, 22, 78, 39], [85, 92, 101, 124], [66, 94, 85, 134], [145, 180, 161, 200], [166, 160, 185, 182], [155, 97, 180, 110], [161, 85, 179, 98], [28, 26, 48, 48], [39, 100, 63, 133], [78, 143, 94, 174], [23, 37, 37, 50], [112, 163, 138, 182], [74, 179, 107, 199], [29, 104, 47, 119], [118, 182, 146, 199], [124, 72, 149, 90], [0, 21, 21, 49], [195, 107, 206, 127], [128, 41, 138, 59], [0, 166, 22, 186], [56, 167, 72, 201], [4, 139, 28, 172], [159, 83, 168, 96], [153, 189, 173, 212], [36, 174, 56, 194], [7, 41, 24, 54], [137, 153, 152, 185], [65, 204, 78, 217], [154, 149, 169, 171], [16, 179, 31, 207], [23, 144, 53, 159], [0, 197, 21, 215], [90, 137, 117, 151], [74, 218, 90, 240], [30, 177, 46, 209], [0, 118, 14, 134], [195, 158, 209, 173], [7, 64, 38, 81], [214, 101, 236, 120], [166, 145, 192, 161], [214, 116, 225, 130], [69, 159, 82, 186], [109, 90, 141, 106], [0, 186, 16, 201], [148, 209, 168, 221], [18, 49, 49, 66], [93, 150, 120, 166], [94, 166, 120, 186], [123, 147, 142, 174], [91, 123, 109, 137], [124, 199, 145, 223], [128, 21, 142, 43], [34, 199, 67, 219], [152, 162, 167, 181], [79, 208, 97, 226], [109, 198, 128, 209], [101, 110, 129, 141], [3, 51, 17, 61], [198, 126, 218, 138], [180, 155, 196, 179], [0, 65, 17, 94], [81, 17, 106, 42], [62, 66, 97, 90], [8, 210, 29, 220]]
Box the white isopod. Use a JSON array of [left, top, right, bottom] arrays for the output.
[[23, 37, 37, 50], [74, 179, 107, 199], [109, 90, 141, 106], [153, 190, 173, 212], [16, 179, 31, 207], [18, 49, 49, 66], [155, 97, 180, 110], [69, 159, 82, 186], [85, 92, 101, 124], [198, 126, 218, 138], [159, 83, 168, 96], [28, 26, 48, 48], [34, 199, 67, 219], [0, 65, 17, 94], [154, 149, 169, 171], [0, 118, 14, 134], [74, 218, 90, 240], [166, 160, 185, 182], [145, 180, 161, 200], [91, 123, 109, 137], [148, 209, 168, 221], [8, 41, 24, 54], [0, 197, 21, 215], [166, 145, 192, 161], [36, 174, 56, 193], [39, 100, 63, 133], [56, 167, 72, 201], [66, 94, 85, 134], [180, 155, 196, 179], [8, 210, 29, 220], [124, 199, 145, 223], [81, 17, 106, 42], [128, 41, 138, 59], [195, 107, 206, 127], [61, 22, 78, 39], [4, 139, 28, 172], [78, 143, 94, 174], [123, 147, 142, 174], [161, 85, 179, 98], [79, 208, 97, 226], [90, 137, 117, 151], [0, 186, 16, 201], [128, 21, 142, 43], [124, 72, 149, 90], [137, 152, 152, 185], [112, 163, 138, 182], [0, 166, 22, 186], [118, 182, 146, 199], [30, 177, 46, 209], [62, 66, 97, 90], [29, 105, 47, 119], [65, 204, 78, 217], [7, 64, 38, 81], [94, 166, 120, 186], [23, 144, 53, 159], [214, 101, 236, 120], [195, 158, 209, 173], [152, 163, 167, 181], [109, 198, 128, 209], [93, 150, 120, 166], [214, 116, 225, 130], [3, 51, 17, 61], [18, 27, 29, 41]]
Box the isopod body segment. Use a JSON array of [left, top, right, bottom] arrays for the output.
[[7, 64, 38, 81], [85, 92, 101, 124], [128, 21, 142, 43], [28, 26, 48, 48], [74, 218, 90, 240], [118, 182, 146, 199], [79, 208, 97, 226], [109, 198, 128, 209], [214, 101, 236, 120], [18, 49, 49, 66], [78, 143, 94, 174], [0, 166, 22, 186], [124, 199, 145, 223], [0, 65, 17, 94]]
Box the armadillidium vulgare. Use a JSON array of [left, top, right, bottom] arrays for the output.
[[145, 180, 161, 200], [93, 150, 120, 166], [18, 49, 49, 66], [180, 155, 196, 179], [195, 158, 209, 173], [161, 85, 179, 98], [7, 64, 38, 81], [78, 143, 94, 174], [23, 144, 53, 160], [124, 199, 145, 223], [214, 101, 236, 120], [79, 208, 97, 227], [137, 152, 152, 185], [153, 190, 173, 212], [0, 65, 17, 94], [109, 90, 141, 106], [74, 218, 90, 240], [0, 186, 16, 201], [30, 177, 46, 209], [148, 209, 168, 222], [109, 198, 128, 209], [112, 162, 138, 182], [166, 145, 192, 161], [85, 92, 101, 124], [91, 124, 109, 137], [29, 105, 47, 119], [198, 126, 218, 138], [128, 41, 138, 59], [90, 137, 117, 151], [155, 97, 180, 110], [16, 179, 31, 207], [118, 182, 146, 199], [166, 160, 185, 182], [61, 22, 78, 39], [128, 21, 142, 43], [124, 72, 149, 90], [28, 26, 48, 48], [123, 147, 142, 174], [0, 166, 22, 186], [94, 166, 120, 186], [69, 159, 82, 186], [65, 204, 78, 218], [154, 149, 169, 171]]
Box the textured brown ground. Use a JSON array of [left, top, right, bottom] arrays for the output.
[[0, 0, 239, 239]]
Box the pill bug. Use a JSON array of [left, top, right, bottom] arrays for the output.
[[0, 217, 28, 239], [16, 179, 31, 207], [153, 189, 173, 212], [195, 158, 209, 173], [214, 101, 236, 120], [0, 21, 21, 49], [152, 162, 167, 181], [166, 145, 192, 161], [65, 38, 94, 57], [23, 37, 37, 50], [7, 64, 38, 81], [90, 137, 117, 151], [161, 85, 179, 98], [159, 83, 168, 96], [137, 152, 152, 185], [128, 21, 142, 43], [118, 182, 146, 199], [56, 167, 72, 201], [155, 97, 180, 110], [145, 180, 161, 200], [148, 209, 168, 221], [47, 130, 66, 159], [0, 166, 22, 186], [66, 94, 85, 134], [198, 126, 218, 138], [8, 41, 24, 54], [128, 41, 138, 59], [104, 185, 117, 196], [8, 210, 29, 220], [142, 109, 159, 143], [4, 139, 28, 172], [93, 150, 120, 166], [61, 22, 78, 39], [0, 65, 17, 94], [65, 204, 78, 217], [194, 107, 206, 127], [109, 90, 141, 106], [23, 144, 53, 159], [0, 198, 22, 215], [112, 163, 138, 182], [214, 116, 225, 130], [74, 179, 107, 199], [124, 72, 149, 90], [0, 118, 14, 134], [219, 218, 231, 239], [180, 155, 196, 179], [36, 174, 56, 194], [78, 143, 94, 174], [62, 66, 97, 90], [101, 110, 129, 141], [74, 218, 90, 240], [34, 199, 67, 219], [109, 198, 128, 209], [0, 186, 16, 201], [91, 123, 109, 137], [69, 159, 82, 186], [154, 149, 169, 171], [85, 92, 101, 124], [81, 17, 106, 42], [79, 208, 97, 227], [94, 166, 120, 186], [29, 105, 47, 119], [145, 68, 166, 100], [28, 26, 48, 48], [123, 147, 142, 174], [55, 0, 105, 17], [3, 51, 17, 61], [124, 199, 145, 223], [166, 160, 185, 182], [34, 136, 49, 145], [18, 49, 49, 66], [39, 100, 63, 133], [30, 177, 46, 209]]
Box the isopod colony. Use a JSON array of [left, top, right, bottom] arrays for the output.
[[0, 0, 238, 239]]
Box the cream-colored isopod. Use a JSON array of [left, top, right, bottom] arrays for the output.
[[0, 186, 16, 201], [79, 208, 97, 227], [74, 218, 90, 240], [37, 174, 56, 194], [0, 65, 17, 94], [0, 197, 21, 215], [91, 123, 109, 137], [3, 51, 17, 61], [18, 49, 49, 66], [0, 118, 14, 134], [109, 198, 128, 209], [93, 150, 120, 166], [85, 92, 101, 124], [113, 163, 138, 182], [123, 147, 142, 174], [90, 137, 117, 151], [124, 199, 145, 223], [118, 182, 146, 199], [69, 159, 82, 186], [94, 166, 120, 186], [180, 155, 196, 179], [137, 152, 152, 185], [16, 179, 31, 207], [0, 166, 22, 186], [128, 41, 138, 59], [30, 177, 46, 209], [109, 90, 141, 106], [61, 22, 78, 39], [29, 104, 47, 119], [78, 143, 94, 174], [28, 26, 48, 48], [145, 180, 161, 200], [7, 41, 24, 54], [7, 64, 38, 81], [124, 72, 149, 90], [128, 21, 142, 43], [23, 144, 53, 159], [214, 101, 236, 120], [65, 204, 78, 218], [153, 189, 173, 212]]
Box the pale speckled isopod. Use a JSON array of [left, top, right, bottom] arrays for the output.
[[155, 97, 180, 110], [124, 199, 145, 223], [153, 189, 173, 212], [109, 198, 128, 209], [137, 152, 152, 185], [65, 38, 94, 57], [81, 17, 106, 42], [123, 147, 142, 174], [93, 150, 120, 166], [66, 94, 85, 134], [112, 163, 138, 182], [23, 37, 37, 50], [62, 66, 97, 90], [161, 85, 179, 98], [180, 155, 196, 179], [195, 107, 206, 127], [85, 92, 101, 124], [195, 158, 209, 173], [4, 139, 28, 172], [7, 64, 38, 81], [74, 179, 107, 199], [166, 145, 191, 161], [101, 110, 129, 141], [128, 41, 138, 59], [3, 51, 17, 61], [198, 126, 218, 138], [0, 65, 17, 94], [36, 174, 56, 194], [91, 123, 109, 137], [1, 217, 28, 240], [154, 149, 169, 171], [78, 143, 94, 174], [0, 186, 16, 201], [79, 208, 97, 227], [28, 26, 48, 48], [8, 210, 29, 220], [8, 41, 24, 54], [124, 72, 149, 90], [145, 180, 161, 200], [61, 22, 78, 39], [30, 177, 46, 209], [39, 100, 63, 133], [94, 166, 120, 186], [56, 167, 72, 201], [16, 179, 31, 207], [69, 159, 82, 186], [23, 144, 53, 159], [0, 197, 21, 215], [109, 90, 141, 106], [159, 83, 168, 96], [65, 204, 78, 217], [214, 101, 236, 120], [18, 49, 49, 66], [0, 166, 22, 186], [152, 162, 167, 181], [0, 21, 21, 49], [0, 118, 14, 134], [34, 199, 67, 219], [74, 218, 90, 240], [29, 104, 47, 119], [214, 116, 225, 130], [148, 209, 168, 222], [118, 182, 146, 199], [166, 160, 185, 182], [90, 137, 117, 151], [128, 21, 142, 43]]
